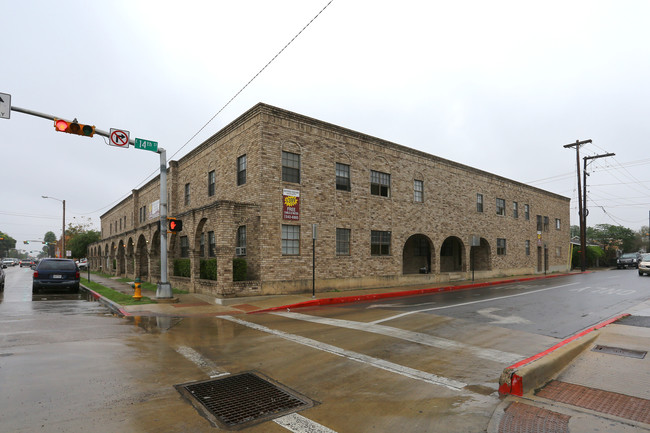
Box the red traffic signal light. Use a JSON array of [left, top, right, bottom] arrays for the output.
[[54, 118, 95, 137], [168, 218, 183, 233]]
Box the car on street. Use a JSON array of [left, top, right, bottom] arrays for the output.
[[76, 259, 88, 270], [617, 253, 639, 269], [20, 259, 34, 268], [0, 263, 5, 291], [639, 254, 650, 276], [2, 258, 14, 267], [32, 258, 80, 294]]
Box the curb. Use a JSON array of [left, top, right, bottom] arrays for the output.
[[248, 273, 575, 314], [81, 284, 131, 317], [498, 313, 629, 396]]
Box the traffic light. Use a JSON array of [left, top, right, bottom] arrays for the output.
[[54, 118, 95, 137], [168, 218, 183, 233], [23, 240, 29, 244]]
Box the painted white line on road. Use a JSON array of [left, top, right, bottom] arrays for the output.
[[274, 413, 337, 433], [370, 282, 579, 325], [222, 315, 467, 391], [175, 346, 229, 378], [274, 311, 521, 364]]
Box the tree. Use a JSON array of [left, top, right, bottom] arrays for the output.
[[0, 231, 17, 257], [42, 231, 57, 258], [65, 221, 100, 259]]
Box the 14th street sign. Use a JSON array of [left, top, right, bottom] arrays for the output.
[[135, 138, 158, 153]]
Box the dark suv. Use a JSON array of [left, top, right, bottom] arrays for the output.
[[617, 253, 639, 269], [33, 258, 80, 293]]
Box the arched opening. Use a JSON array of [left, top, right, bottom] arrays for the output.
[[470, 237, 491, 271], [402, 234, 433, 274], [440, 236, 465, 272], [136, 234, 149, 280]]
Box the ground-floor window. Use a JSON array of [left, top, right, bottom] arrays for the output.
[[525, 240, 530, 256], [208, 231, 216, 257], [282, 225, 300, 255], [371, 230, 391, 256], [497, 238, 506, 255], [336, 228, 351, 255], [180, 236, 189, 257]]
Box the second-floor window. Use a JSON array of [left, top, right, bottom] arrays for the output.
[[496, 198, 506, 216], [237, 154, 247, 186], [282, 151, 300, 183], [414, 180, 424, 203], [477, 193, 483, 212], [524, 204, 530, 220], [336, 163, 351, 191], [513, 202, 518, 218], [184, 183, 190, 206], [370, 170, 390, 197], [208, 170, 215, 197]]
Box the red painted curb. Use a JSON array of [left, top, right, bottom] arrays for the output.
[[248, 272, 576, 314], [498, 312, 630, 396]]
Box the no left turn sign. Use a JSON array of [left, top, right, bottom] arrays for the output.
[[109, 128, 130, 148]]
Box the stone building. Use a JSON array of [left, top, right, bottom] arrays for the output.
[[88, 103, 571, 298]]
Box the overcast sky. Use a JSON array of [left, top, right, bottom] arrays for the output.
[[3, 0, 650, 253]]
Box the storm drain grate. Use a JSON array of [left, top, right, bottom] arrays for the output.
[[176, 372, 314, 430], [537, 380, 650, 424], [499, 402, 570, 433], [592, 344, 647, 359]]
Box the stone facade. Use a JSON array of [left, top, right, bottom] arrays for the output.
[[88, 103, 571, 297]]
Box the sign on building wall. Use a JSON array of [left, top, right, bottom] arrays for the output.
[[148, 200, 160, 219], [283, 189, 300, 220]]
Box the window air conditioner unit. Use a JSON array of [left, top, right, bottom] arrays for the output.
[[235, 247, 246, 256]]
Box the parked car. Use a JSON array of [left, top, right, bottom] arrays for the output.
[[617, 253, 639, 269], [2, 258, 14, 267], [20, 259, 34, 268], [32, 258, 80, 294], [0, 263, 5, 291], [639, 254, 650, 276], [76, 259, 88, 270]]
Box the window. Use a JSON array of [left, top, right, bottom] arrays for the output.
[[555, 218, 561, 230], [180, 236, 189, 258], [336, 228, 351, 255], [237, 154, 247, 186], [556, 246, 562, 258], [544, 216, 549, 232], [477, 193, 484, 212], [282, 225, 300, 255], [496, 198, 506, 216], [200, 233, 205, 257], [370, 170, 390, 197], [282, 151, 300, 183], [371, 230, 391, 256], [208, 170, 216, 197], [414, 237, 428, 256], [336, 163, 351, 191], [414, 180, 424, 203], [237, 226, 247, 249], [184, 183, 190, 206], [524, 204, 530, 220], [513, 202, 518, 218], [497, 238, 506, 255], [208, 231, 215, 257], [525, 240, 530, 256], [537, 215, 543, 231]]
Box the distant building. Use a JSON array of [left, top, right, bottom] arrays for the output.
[[88, 103, 570, 297]]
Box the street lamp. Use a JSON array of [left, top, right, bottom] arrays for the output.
[[42, 196, 65, 258]]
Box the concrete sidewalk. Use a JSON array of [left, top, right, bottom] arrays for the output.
[[491, 300, 650, 432]]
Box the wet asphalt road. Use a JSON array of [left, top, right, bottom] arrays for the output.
[[1, 266, 647, 432]]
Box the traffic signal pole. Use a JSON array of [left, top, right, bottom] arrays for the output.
[[10, 104, 173, 299]]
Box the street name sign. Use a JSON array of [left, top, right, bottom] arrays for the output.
[[0, 92, 10, 119], [135, 138, 158, 153]]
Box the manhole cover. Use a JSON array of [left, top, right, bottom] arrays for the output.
[[176, 372, 315, 430], [592, 344, 647, 359]]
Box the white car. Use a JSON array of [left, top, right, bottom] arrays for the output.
[[638, 254, 650, 276]]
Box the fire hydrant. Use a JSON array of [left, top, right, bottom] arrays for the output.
[[133, 277, 142, 301]]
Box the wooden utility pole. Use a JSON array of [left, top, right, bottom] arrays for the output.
[[564, 139, 591, 272]]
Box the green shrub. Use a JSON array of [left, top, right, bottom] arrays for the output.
[[173, 258, 191, 277], [233, 258, 247, 281], [200, 259, 217, 280]]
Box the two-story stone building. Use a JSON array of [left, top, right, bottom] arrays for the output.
[[88, 103, 570, 298]]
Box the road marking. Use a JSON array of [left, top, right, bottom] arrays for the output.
[[370, 282, 579, 325], [175, 345, 339, 432], [476, 308, 531, 324], [274, 413, 337, 433], [221, 315, 467, 391], [175, 346, 229, 378], [274, 311, 521, 364]]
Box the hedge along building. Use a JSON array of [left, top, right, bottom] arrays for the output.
[[88, 103, 571, 298]]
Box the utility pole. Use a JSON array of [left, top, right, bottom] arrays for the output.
[[583, 152, 615, 259], [564, 139, 591, 272]]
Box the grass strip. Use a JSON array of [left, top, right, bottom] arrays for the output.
[[81, 278, 155, 305]]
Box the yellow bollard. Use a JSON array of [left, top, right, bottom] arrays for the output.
[[133, 277, 142, 301]]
